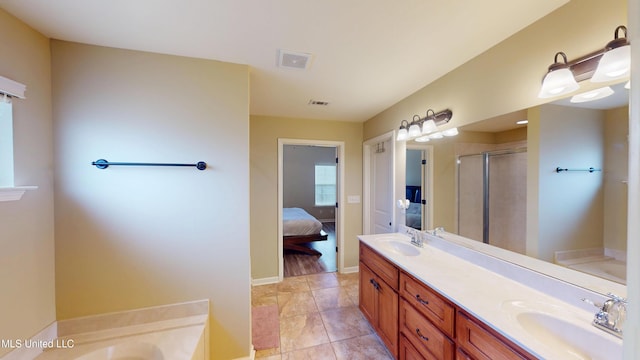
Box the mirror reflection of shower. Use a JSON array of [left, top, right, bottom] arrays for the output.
[[457, 148, 527, 254]]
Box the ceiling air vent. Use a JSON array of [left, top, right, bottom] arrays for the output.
[[308, 100, 329, 106], [278, 49, 313, 70]]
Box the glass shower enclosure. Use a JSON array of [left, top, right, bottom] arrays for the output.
[[457, 148, 527, 254]]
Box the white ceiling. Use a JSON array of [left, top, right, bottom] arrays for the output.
[[0, 0, 568, 122]]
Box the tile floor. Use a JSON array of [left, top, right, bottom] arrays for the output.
[[251, 272, 394, 359]]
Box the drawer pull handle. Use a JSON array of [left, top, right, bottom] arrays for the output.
[[416, 328, 429, 341], [370, 278, 380, 290], [416, 294, 429, 305]]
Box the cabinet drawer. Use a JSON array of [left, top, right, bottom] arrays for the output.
[[456, 312, 530, 360], [400, 299, 454, 360], [360, 243, 399, 290], [400, 334, 437, 360], [400, 272, 455, 337]]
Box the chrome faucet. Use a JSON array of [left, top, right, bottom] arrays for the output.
[[582, 293, 627, 338], [430, 226, 445, 237], [406, 228, 423, 248]]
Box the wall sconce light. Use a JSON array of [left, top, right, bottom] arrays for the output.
[[396, 108, 454, 141], [538, 25, 630, 99]]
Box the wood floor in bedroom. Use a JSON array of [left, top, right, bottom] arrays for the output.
[[284, 222, 337, 277]]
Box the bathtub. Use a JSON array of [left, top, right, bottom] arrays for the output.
[[23, 300, 208, 360], [568, 258, 627, 285]]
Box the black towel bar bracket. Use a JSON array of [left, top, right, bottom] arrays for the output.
[[555, 166, 601, 173], [92, 159, 207, 170]]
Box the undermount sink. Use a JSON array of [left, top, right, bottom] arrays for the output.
[[378, 239, 420, 256], [502, 300, 621, 360]]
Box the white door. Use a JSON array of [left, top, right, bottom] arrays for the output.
[[371, 138, 393, 233]]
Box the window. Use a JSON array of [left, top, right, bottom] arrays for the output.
[[0, 96, 14, 187], [0, 75, 35, 201], [315, 164, 336, 206]]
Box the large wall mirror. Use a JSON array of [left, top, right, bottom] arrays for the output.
[[408, 81, 629, 286]]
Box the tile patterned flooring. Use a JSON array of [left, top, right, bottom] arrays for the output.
[[252, 272, 394, 359]]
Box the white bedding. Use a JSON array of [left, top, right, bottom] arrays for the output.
[[283, 207, 323, 236]]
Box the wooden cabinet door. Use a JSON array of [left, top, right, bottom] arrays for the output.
[[456, 312, 529, 360], [377, 274, 399, 357], [359, 262, 377, 326]]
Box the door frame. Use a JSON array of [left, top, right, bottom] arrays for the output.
[[363, 131, 396, 234], [277, 138, 345, 281]]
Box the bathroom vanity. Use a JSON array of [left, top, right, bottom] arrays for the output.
[[358, 232, 623, 360]]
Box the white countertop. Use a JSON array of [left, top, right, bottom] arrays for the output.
[[358, 232, 623, 360]]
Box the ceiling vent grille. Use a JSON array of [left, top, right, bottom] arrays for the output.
[[308, 100, 329, 106], [278, 49, 313, 70]]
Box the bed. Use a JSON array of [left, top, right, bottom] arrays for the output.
[[283, 207, 327, 255]]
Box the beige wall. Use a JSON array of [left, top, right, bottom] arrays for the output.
[[533, 104, 605, 262], [0, 9, 55, 357], [51, 41, 250, 360], [250, 116, 362, 280], [364, 0, 626, 233]]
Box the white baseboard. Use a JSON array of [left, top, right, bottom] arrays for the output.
[[341, 266, 359, 274], [233, 346, 255, 360], [251, 276, 280, 286]]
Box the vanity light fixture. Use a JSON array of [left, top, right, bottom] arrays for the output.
[[408, 115, 422, 138], [570, 86, 614, 103], [538, 52, 579, 98], [537, 25, 630, 99], [396, 108, 453, 141], [396, 120, 410, 141], [591, 26, 630, 82]]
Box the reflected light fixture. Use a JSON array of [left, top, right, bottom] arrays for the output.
[[625, 81, 631, 89], [591, 26, 630, 82], [516, 120, 528, 125], [570, 86, 614, 103], [442, 128, 459, 137], [538, 52, 579, 98], [396, 109, 453, 141], [538, 25, 630, 99]]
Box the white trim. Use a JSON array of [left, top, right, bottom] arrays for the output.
[[251, 277, 280, 286], [278, 139, 346, 281], [341, 266, 359, 274], [0, 186, 38, 202], [0, 75, 26, 99]]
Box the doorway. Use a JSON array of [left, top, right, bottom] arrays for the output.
[[278, 139, 345, 280]]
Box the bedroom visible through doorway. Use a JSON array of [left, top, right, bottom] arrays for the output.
[[281, 143, 340, 278]]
